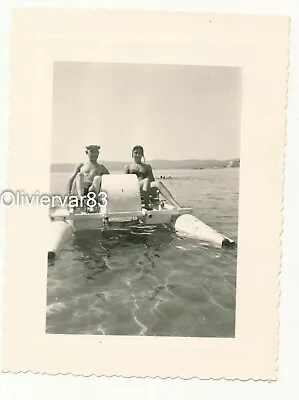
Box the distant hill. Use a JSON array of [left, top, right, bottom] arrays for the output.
[[51, 158, 240, 172]]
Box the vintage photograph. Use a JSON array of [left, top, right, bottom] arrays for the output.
[[2, 9, 288, 379], [47, 61, 240, 337]]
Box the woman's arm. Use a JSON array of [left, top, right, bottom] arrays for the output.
[[147, 165, 155, 182], [124, 164, 130, 174]]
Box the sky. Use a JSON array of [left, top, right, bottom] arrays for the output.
[[51, 62, 241, 164]]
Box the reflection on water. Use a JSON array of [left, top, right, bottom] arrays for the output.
[[46, 168, 238, 337]]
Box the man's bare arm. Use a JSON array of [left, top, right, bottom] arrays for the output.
[[100, 165, 110, 175], [124, 164, 130, 174], [66, 163, 83, 194]]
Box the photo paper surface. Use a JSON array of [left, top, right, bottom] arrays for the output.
[[1, 8, 289, 380]]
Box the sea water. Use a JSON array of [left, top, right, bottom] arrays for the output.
[[46, 168, 239, 337]]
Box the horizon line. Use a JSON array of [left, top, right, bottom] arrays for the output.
[[51, 157, 240, 164]]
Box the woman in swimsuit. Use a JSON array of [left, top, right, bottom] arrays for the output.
[[124, 145, 181, 209]]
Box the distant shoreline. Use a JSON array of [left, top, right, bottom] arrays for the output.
[[50, 158, 240, 173]]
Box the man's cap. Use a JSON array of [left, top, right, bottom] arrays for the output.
[[85, 144, 101, 150]]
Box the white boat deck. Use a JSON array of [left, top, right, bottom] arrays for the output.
[[50, 206, 193, 222]]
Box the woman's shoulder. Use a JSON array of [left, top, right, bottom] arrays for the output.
[[124, 163, 133, 171]]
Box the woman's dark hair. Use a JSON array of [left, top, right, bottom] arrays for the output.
[[132, 145, 145, 162]]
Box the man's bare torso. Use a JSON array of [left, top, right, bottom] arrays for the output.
[[79, 162, 109, 185]]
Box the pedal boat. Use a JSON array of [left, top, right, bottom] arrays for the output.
[[48, 174, 236, 260]]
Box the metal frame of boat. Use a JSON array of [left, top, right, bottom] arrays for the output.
[[48, 174, 236, 260]]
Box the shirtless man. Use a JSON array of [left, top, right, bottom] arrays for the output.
[[124, 145, 180, 209], [67, 145, 109, 200]]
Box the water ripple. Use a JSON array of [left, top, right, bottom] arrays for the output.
[[47, 168, 238, 337]]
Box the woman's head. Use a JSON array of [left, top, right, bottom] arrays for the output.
[[132, 145, 145, 162]]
